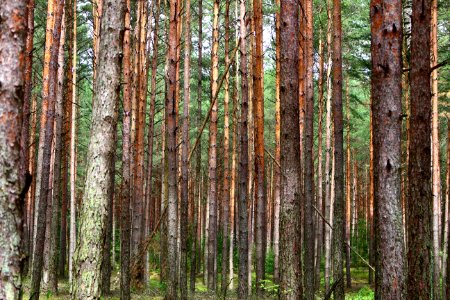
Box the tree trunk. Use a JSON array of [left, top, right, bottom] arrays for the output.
[[221, 0, 231, 294], [331, 0, 344, 297], [314, 26, 325, 291], [345, 78, 351, 289], [180, 0, 191, 295], [31, 0, 56, 279], [101, 124, 117, 295], [132, 0, 148, 285], [237, 0, 249, 296], [279, 0, 303, 298], [324, 0, 333, 290], [92, 0, 102, 85], [253, 0, 265, 293], [30, 0, 64, 296], [166, 0, 179, 295], [191, 0, 202, 291], [71, 0, 124, 297], [368, 101, 374, 284], [68, 0, 77, 286], [273, 0, 281, 283], [445, 119, 450, 299], [370, 0, 406, 296], [59, 0, 74, 278], [21, 0, 35, 275], [207, 0, 220, 290], [28, 93, 38, 277], [430, 0, 440, 297], [0, 0, 27, 297], [407, 0, 432, 298], [229, 5, 239, 286], [145, 0, 160, 265], [48, 14, 66, 291], [304, 0, 315, 297], [120, 1, 132, 298]]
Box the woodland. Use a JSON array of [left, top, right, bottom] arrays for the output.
[[0, 0, 450, 299]]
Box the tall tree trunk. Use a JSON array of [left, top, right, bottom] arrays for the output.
[[68, 0, 77, 286], [48, 14, 67, 291], [132, 0, 148, 285], [146, 0, 160, 259], [59, 0, 74, 278], [344, 78, 351, 289], [21, 0, 35, 275], [221, 0, 231, 294], [120, 1, 132, 298], [331, 0, 344, 297], [229, 4, 239, 286], [407, 0, 432, 298], [304, 0, 315, 297], [324, 0, 333, 290], [0, 0, 27, 297], [445, 119, 450, 299], [279, 0, 303, 298], [314, 26, 325, 291], [166, 0, 179, 295], [237, 0, 249, 296], [368, 101, 374, 284], [191, 0, 202, 291], [273, 0, 281, 283], [207, 0, 220, 290], [253, 0, 265, 293], [71, 0, 124, 297], [28, 93, 38, 277], [370, 0, 406, 296], [30, 0, 65, 297], [31, 0, 56, 278], [180, 0, 191, 295], [430, 0, 440, 297]]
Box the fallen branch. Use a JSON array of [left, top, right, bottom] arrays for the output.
[[313, 205, 375, 272]]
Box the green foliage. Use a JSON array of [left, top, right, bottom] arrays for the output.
[[346, 287, 375, 299], [259, 279, 279, 296], [265, 248, 275, 275]]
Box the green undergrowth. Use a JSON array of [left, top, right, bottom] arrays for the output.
[[22, 267, 374, 299]]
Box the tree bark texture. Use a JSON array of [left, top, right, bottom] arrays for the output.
[[370, 0, 406, 296], [71, 0, 124, 297], [0, 0, 27, 298], [279, 0, 303, 298]]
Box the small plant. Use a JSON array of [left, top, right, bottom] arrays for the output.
[[259, 279, 279, 296]]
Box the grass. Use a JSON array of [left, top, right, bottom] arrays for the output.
[[22, 267, 374, 299]]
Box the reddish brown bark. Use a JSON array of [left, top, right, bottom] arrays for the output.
[[279, 0, 303, 297], [370, 0, 406, 297], [253, 0, 266, 293], [407, 0, 432, 298], [30, 0, 65, 297], [21, 0, 35, 276], [207, 0, 220, 290], [304, 0, 315, 297], [331, 0, 344, 297], [221, 0, 231, 293]]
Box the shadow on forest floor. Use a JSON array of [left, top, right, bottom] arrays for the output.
[[22, 267, 374, 299]]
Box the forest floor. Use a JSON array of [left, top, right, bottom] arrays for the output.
[[22, 267, 374, 299]]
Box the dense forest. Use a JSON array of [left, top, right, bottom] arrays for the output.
[[0, 0, 450, 299]]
